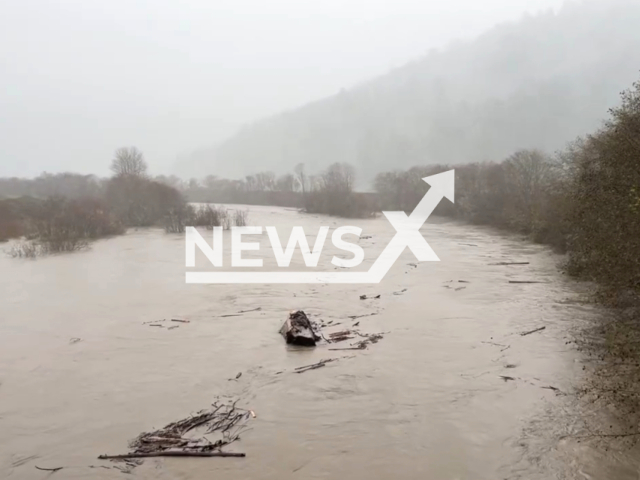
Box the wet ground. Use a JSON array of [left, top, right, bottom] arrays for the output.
[[0, 205, 637, 479]]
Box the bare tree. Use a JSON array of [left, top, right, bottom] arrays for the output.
[[110, 147, 148, 177], [321, 163, 355, 193], [275, 174, 295, 192], [294, 163, 307, 195], [254, 171, 276, 191], [503, 149, 553, 230]]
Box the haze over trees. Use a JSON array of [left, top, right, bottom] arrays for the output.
[[179, 1, 640, 186]]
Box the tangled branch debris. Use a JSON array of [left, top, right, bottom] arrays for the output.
[[279, 309, 385, 363], [328, 330, 354, 342], [328, 331, 384, 351], [294, 358, 338, 373], [99, 401, 250, 463]]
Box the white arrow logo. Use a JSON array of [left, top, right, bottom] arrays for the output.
[[186, 170, 454, 284]]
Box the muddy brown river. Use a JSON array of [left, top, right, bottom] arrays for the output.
[[1, 205, 637, 479]]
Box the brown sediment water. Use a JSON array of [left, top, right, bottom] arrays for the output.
[[0, 205, 637, 479]]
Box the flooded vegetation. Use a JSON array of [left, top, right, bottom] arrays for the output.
[[2, 71, 640, 480], [3, 1, 640, 478], [0, 206, 635, 479]]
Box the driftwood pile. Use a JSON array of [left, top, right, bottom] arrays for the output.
[[327, 330, 384, 351], [277, 309, 386, 375], [279, 310, 385, 352], [98, 401, 251, 462]]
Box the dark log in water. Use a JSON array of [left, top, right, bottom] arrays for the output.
[[279, 310, 319, 346]]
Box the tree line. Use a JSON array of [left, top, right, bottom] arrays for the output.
[[3, 75, 639, 284], [1, 148, 189, 254], [374, 78, 640, 296]]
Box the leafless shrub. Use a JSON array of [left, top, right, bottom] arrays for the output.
[[105, 176, 186, 227], [41, 236, 89, 253], [233, 209, 248, 227], [165, 205, 249, 233], [163, 201, 195, 233], [8, 241, 41, 259], [189, 205, 227, 229], [0, 197, 40, 242], [222, 214, 232, 230], [34, 197, 124, 239], [0, 220, 24, 243], [11, 196, 123, 255]]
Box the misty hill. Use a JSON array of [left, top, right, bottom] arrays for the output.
[[180, 1, 640, 187]]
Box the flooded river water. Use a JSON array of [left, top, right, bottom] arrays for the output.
[[0, 205, 636, 479]]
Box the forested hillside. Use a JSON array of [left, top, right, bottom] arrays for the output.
[[180, 1, 640, 187]]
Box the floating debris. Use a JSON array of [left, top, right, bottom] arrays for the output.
[[143, 319, 166, 325], [328, 330, 354, 343], [219, 307, 263, 317], [347, 313, 377, 320], [328, 332, 385, 351], [541, 385, 564, 395], [520, 326, 546, 336], [294, 358, 338, 373], [35, 466, 63, 472], [99, 401, 251, 464], [279, 310, 319, 346], [238, 307, 262, 314]]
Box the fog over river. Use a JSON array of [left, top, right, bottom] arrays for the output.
[[1, 205, 636, 479]]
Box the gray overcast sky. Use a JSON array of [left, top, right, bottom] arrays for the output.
[[0, 0, 565, 178]]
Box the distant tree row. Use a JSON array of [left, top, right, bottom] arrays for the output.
[[0, 147, 186, 251], [373, 76, 640, 294]]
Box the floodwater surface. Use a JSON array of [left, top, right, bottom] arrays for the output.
[[0, 206, 635, 479]]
